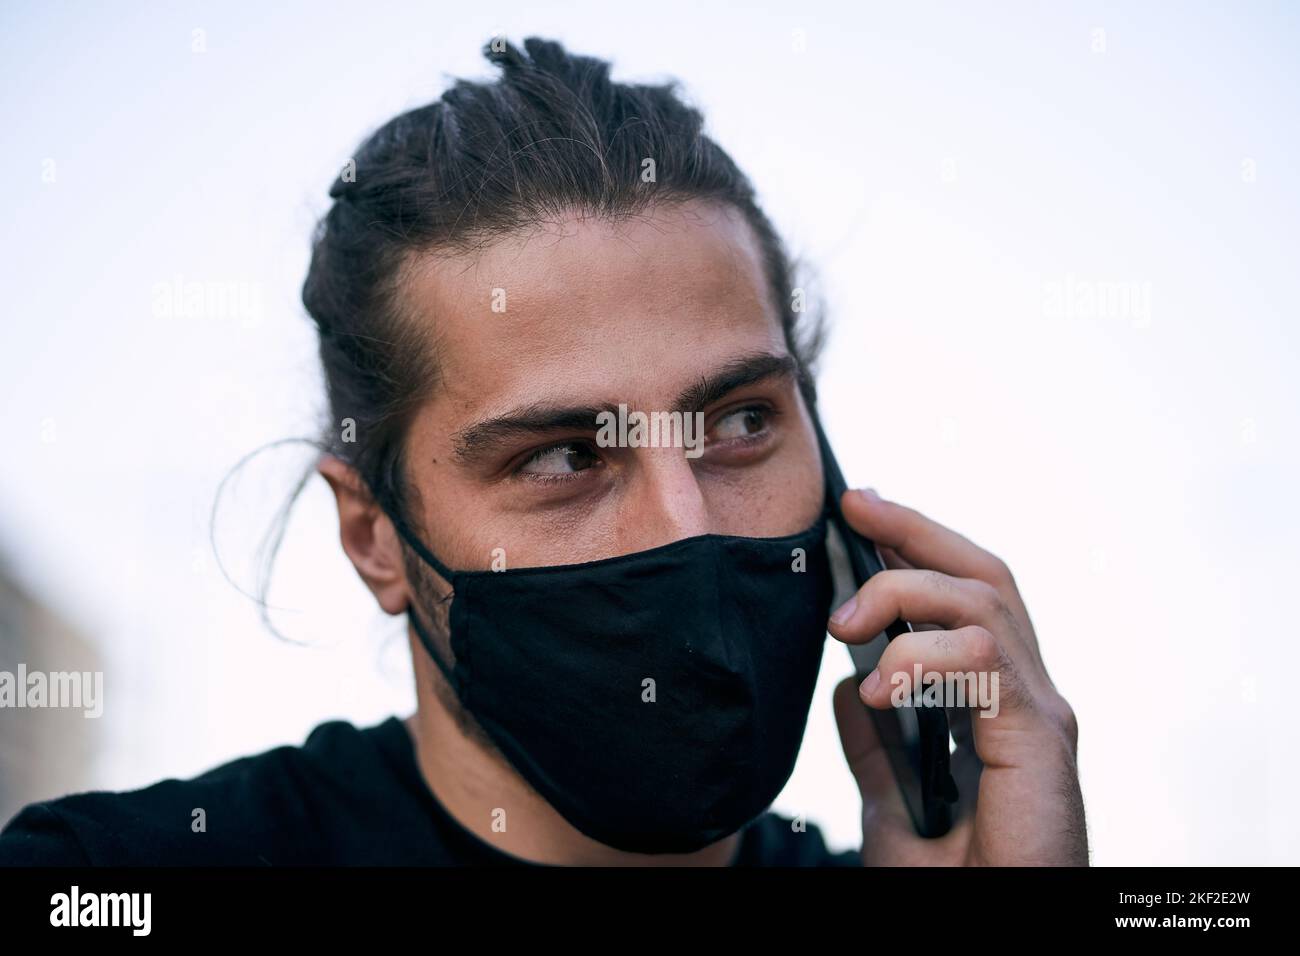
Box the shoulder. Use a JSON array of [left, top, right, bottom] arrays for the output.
[[736, 811, 861, 867], [0, 717, 395, 866]]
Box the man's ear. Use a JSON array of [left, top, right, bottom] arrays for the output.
[[318, 455, 410, 616]]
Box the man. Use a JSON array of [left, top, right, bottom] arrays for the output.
[[0, 36, 1084, 866]]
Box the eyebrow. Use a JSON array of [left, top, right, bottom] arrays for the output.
[[450, 351, 800, 465]]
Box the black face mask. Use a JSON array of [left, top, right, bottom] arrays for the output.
[[391, 504, 835, 855]]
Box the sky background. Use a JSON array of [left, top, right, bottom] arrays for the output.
[[1, 0, 1297, 864]]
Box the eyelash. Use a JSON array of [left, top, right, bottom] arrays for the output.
[[516, 446, 599, 485], [713, 404, 780, 449], [511, 403, 778, 485]]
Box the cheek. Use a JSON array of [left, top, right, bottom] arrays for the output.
[[704, 427, 824, 538]]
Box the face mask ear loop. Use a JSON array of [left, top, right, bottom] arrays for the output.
[[809, 405, 836, 523], [384, 508, 466, 694], [407, 603, 465, 696], [387, 510, 457, 582]]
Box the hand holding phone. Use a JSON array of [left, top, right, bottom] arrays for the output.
[[813, 411, 959, 838]]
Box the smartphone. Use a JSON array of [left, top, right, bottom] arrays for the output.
[[813, 411, 958, 838]]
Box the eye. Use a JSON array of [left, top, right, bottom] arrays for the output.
[[517, 441, 601, 478], [710, 406, 770, 442]]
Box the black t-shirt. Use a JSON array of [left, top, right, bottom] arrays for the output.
[[0, 715, 860, 866]]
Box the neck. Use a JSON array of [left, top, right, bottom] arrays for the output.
[[403, 631, 741, 866]]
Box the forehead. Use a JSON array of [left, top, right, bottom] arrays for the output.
[[398, 199, 787, 417]]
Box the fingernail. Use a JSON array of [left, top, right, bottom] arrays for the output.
[[858, 487, 879, 501], [830, 596, 857, 625], [860, 670, 881, 698]]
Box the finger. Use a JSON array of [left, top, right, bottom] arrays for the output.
[[828, 568, 1015, 647], [837, 674, 980, 865], [878, 545, 947, 639], [857, 625, 1033, 733], [843, 490, 1044, 670], [831, 675, 915, 839], [841, 489, 1015, 592], [878, 545, 914, 571]]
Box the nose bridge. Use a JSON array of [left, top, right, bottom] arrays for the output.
[[624, 446, 710, 550]]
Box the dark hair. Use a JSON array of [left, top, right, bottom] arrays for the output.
[[300, 35, 825, 528]]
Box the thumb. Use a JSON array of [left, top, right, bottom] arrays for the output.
[[832, 674, 918, 848]]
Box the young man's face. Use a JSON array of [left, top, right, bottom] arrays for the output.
[[397, 198, 825, 576]]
